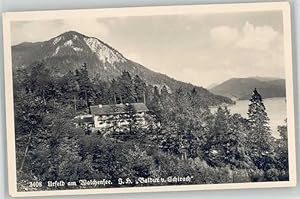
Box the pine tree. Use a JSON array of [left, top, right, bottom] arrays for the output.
[[124, 103, 138, 134], [226, 113, 252, 169], [118, 71, 135, 103], [275, 119, 289, 179], [204, 106, 230, 167], [133, 75, 146, 103], [148, 86, 163, 123], [28, 63, 57, 110], [110, 79, 118, 104], [160, 85, 169, 101], [189, 87, 203, 109], [76, 63, 94, 111], [92, 77, 110, 105], [59, 71, 80, 111], [247, 88, 274, 170]]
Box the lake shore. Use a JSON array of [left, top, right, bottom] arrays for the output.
[[209, 97, 287, 138]]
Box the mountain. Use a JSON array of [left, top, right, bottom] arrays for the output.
[[250, 76, 280, 82], [12, 31, 233, 106], [206, 82, 219, 90], [209, 77, 286, 100]]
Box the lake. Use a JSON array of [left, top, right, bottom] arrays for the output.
[[210, 97, 287, 138]]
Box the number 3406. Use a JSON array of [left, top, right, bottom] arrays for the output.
[[29, 181, 43, 188]]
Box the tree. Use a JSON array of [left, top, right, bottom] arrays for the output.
[[126, 146, 156, 178], [133, 75, 146, 103], [275, 119, 289, 180], [225, 113, 252, 169], [58, 71, 80, 111], [247, 88, 275, 171], [124, 103, 138, 134], [76, 63, 94, 111], [189, 87, 202, 109], [204, 106, 230, 167], [92, 77, 110, 105], [14, 91, 46, 174], [118, 71, 135, 103], [148, 86, 163, 123], [109, 79, 118, 104], [28, 63, 57, 110], [14, 64, 55, 175], [46, 109, 85, 182], [160, 85, 169, 101]]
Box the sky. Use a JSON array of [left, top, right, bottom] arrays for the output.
[[11, 11, 285, 87]]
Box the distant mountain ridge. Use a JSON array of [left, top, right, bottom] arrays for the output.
[[12, 31, 233, 106], [209, 77, 286, 100]]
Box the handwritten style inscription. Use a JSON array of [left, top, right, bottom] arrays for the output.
[[119, 176, 194, 185]]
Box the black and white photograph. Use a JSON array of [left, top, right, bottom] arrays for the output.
[[3, 2, 296, 197]]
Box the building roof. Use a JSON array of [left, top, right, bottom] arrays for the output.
[[90, 103, 149, 116]]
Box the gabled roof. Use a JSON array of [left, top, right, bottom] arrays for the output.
[[90, 103, 149, 116]]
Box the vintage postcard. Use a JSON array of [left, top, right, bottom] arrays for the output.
[[2, 2, 296, 197]]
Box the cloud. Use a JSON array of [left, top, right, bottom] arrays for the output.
[[201, 21, 284, 86], [11, 19, 110, 45], [11, 15, 284, 87], [210, 21, 281, 51], [210, 26, 239, 46], [237, 21, 279, 50]]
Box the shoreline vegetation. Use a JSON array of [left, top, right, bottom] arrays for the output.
[[209, 97, 287, 138]]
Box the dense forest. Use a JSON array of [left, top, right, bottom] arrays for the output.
[[14, 63, 289, 191]]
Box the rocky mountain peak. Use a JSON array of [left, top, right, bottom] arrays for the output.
[[49, 31, 127, 64]]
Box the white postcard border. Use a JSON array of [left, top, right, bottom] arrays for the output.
[[2, 2, 296, 197]]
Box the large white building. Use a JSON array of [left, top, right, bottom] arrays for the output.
[[89, 103, 149, 131]]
